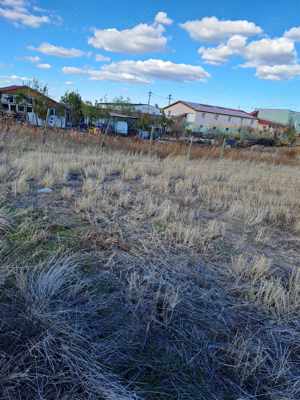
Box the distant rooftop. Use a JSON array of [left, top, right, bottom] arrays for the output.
[[164, 100, 256, 119], [256, 108, 300, 114]]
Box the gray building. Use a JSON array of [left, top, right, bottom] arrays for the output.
[[256, 109, 300, 134]]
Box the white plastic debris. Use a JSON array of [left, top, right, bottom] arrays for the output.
[[37, 188, 53, 194]]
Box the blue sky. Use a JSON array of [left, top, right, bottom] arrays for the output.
[[1, 0, 300, 110]]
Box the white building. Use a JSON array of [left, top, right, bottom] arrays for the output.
[[163, 101, 258, 134]]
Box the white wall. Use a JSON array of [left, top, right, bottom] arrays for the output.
[[165, 102, 258, 131], [194, 112, 257, 130], [27, 112, 66, 128]]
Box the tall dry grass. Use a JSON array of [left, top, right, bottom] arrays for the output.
[[0, 124, 299, 399]]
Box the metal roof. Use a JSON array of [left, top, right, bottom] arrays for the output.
[[110, 112, 138, 119], [165, 100, 256, 119]]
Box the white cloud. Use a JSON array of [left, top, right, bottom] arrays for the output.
[[0, 0, 25, 7], [0, 74, 32, 84], [284, 26, 300, 42], [30, 42, 85, 58], [0, 0, 53, 28], [155, 11, 173, 26], [242, 37, 296, 67], [199, 35, 247, 65], [37, 63, 51, 69], [0, 7, 49, 27], [88, 14, 171, 54], [62, 66, 85, 75], [95, 54, 111, 62], [63, 59, 210, 84], [24, 55, 41, 63], [65, 81, 74, 85], [255, 64, 300, 80], [181, 16, 262, 43]]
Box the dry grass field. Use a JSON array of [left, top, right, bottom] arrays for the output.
[[0, 125, 300, 399]]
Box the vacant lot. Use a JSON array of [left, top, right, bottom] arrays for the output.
[[0, 127, 300, 399]]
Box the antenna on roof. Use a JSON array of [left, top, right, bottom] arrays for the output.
[[168, 94, 172, 105]]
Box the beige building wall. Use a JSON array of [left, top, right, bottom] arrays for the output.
[[165, 102, 258, 131], [194, 112, 257, 130]]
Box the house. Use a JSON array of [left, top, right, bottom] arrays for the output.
[[0, 85, 70, 128], [163, 100, 258, 134], [255, 109, 300, 134]]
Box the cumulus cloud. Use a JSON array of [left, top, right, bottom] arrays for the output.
[[155, 11, 173, 26], [37, 63, 51, 69], [63, 59, 210, 84], [95, 54, 111, 62], [0, 74, 32, 84], [242, 37, 296, 67], [255, 64, 300, 80], [199, 35, 247, 65], [284, 26, 300, 42], [88, 12, 172, 54], [29, 42, 85, 58], [181, 16, 262, 43], [0, 0, 59, 28]]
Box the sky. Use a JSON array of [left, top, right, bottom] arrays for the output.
[[1, 0, 300, 110]]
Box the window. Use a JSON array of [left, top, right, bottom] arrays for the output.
[[27, 106, 33, 113], [7, 96, 14, 103], [213, 127, 217, 130], [2, 103, 8, 110], [214, 114, 219, 120], [202, 112, 206, 118], [49, 109, 55, 116], [10, 105, 16, 112], [225, 128, 229, 131], [18, 105, 25, 112], [228, 116, 232, 122], [250, 119, 254, 125]]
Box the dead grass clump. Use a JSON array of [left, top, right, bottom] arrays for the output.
[[231, 256, 300, 319], [0, 207, 13, 235], [0, 256, 139, 400]]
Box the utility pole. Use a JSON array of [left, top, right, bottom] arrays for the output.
[[168, 94, 172, 106], [148, 91, 152, 113]]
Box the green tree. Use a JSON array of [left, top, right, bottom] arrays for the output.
[[60, 91, 83, 127], [112, 96, 134, 114], [56, 103, 66, 129], [137, 114, 153, 131], [29, 79, 51, 142], [286, 117, 297, 145]]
